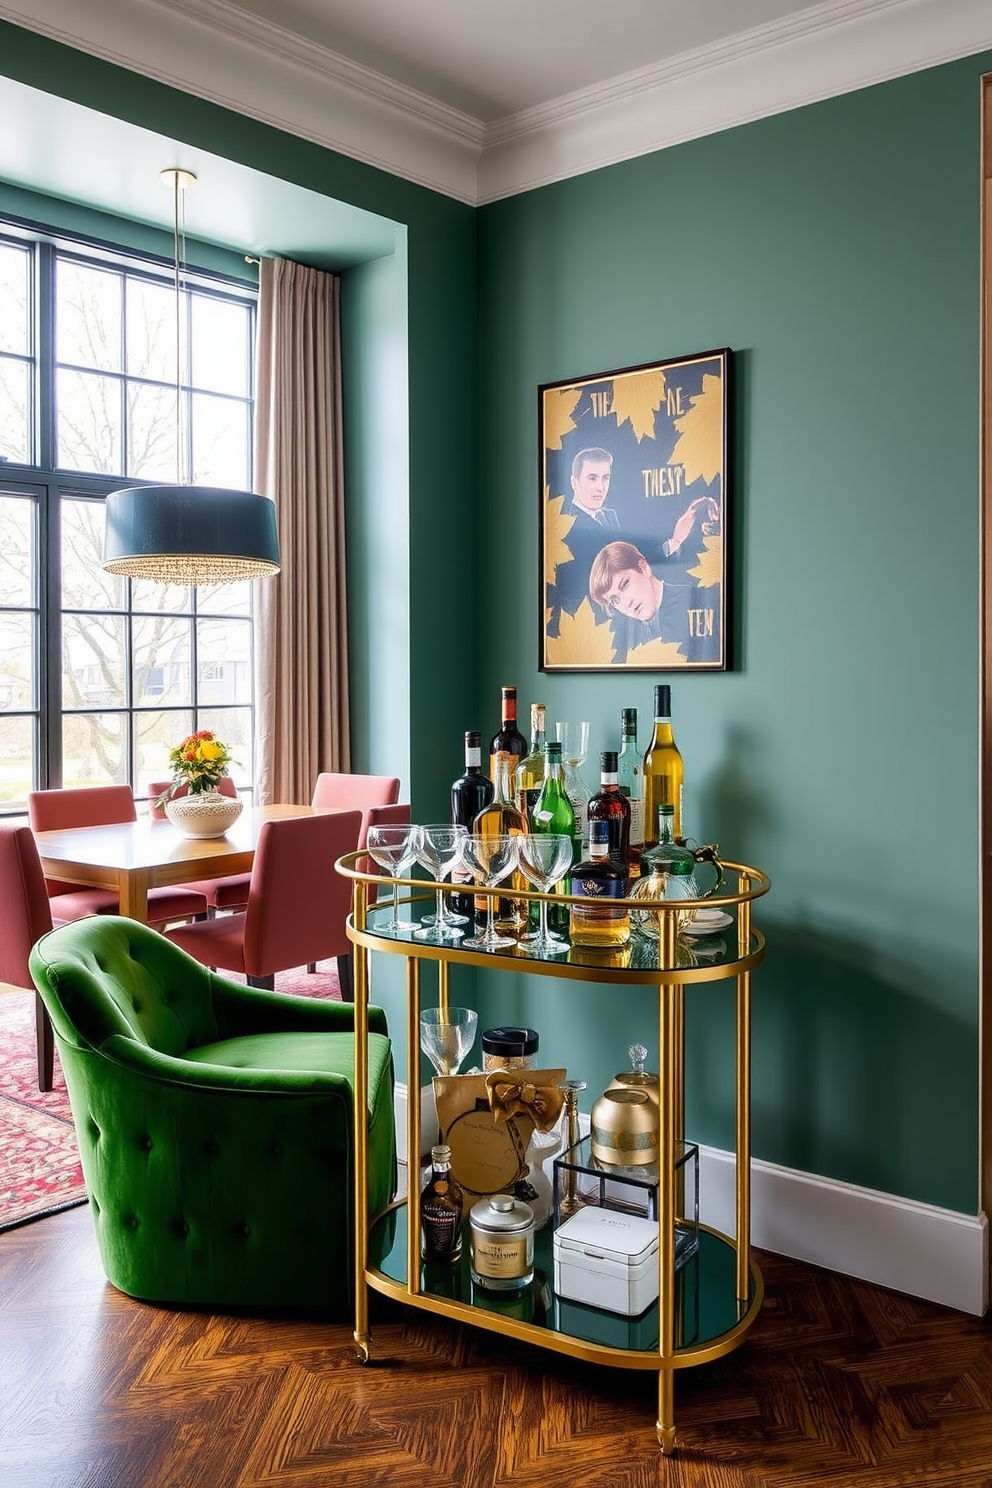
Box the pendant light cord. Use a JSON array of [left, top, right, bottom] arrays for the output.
[[172, 171, 185, 487]]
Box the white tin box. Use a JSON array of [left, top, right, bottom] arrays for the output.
[[553, 1207, 659, 1317]]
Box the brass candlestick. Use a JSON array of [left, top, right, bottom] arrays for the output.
[[558, 1079, 587, 1220]]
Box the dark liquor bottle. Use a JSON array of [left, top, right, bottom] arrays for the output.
[[531, 740, 578, 932], [514, 702, 547, 825], [489, 685, 528, 785], [450, 730, 494, 917], [587, 750, 631, 870], [642, 684, 684, 847], [421, 1143, 464, 1263], [617, 707, 645, 853], [568, 820, 630, 948]]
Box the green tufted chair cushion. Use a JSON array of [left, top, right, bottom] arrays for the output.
[[30, 916, 395, 1312]]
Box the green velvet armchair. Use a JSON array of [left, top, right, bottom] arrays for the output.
[[29, 916, 395, 1312]]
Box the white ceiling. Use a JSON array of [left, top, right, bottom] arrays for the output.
[[0, 0, 990, 215], [228, 0, 833, 121]]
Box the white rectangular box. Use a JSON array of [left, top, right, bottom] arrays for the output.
[[553, 1207, 659, 1317]]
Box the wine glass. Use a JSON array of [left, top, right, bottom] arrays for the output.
[[460, 834, 520, 951], [419, 1006, 479, 1077], [412, 824, 468, 943], [556, 721, 591, 844], [516, 833, 574, 957], [364, 823, 418, 934]]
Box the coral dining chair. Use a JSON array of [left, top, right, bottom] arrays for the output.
[[164, 810, 363, 993], [0, 823, 62, 1089], [27, 785, 209, 924]]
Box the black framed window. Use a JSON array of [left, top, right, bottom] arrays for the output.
[[0, 223, 256, 816]]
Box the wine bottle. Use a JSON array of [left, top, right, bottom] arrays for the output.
[[568, 820, 630, 948], [514, 702, 547, 825], [586, 750, 631, 870], [489, 685, 528, 785], [472, 751, 529, 928], [642, 684, 683, 846], [531, 740, 577, 931], [617, 707, 645, 853], [450, 730, 494, 917], [420, 1143, 464, 1263]]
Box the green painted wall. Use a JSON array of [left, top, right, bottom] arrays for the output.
[[475, 54, 990, 1212]]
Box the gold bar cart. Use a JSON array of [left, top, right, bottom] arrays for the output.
[[341, 857, 769, 1455]]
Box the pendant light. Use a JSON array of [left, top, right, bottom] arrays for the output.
[[102, 169, 280, 584]]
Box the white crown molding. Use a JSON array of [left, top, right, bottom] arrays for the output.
[[0, 0, 990, 206]]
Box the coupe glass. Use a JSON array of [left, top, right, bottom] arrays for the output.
[[460, 834, 520, 951], [412, 824, 468, 943], [419, 1006, 479, 1077], [516, 833, 574, 957], [555, 721, 591, 845], [365, 823, 418, 934]]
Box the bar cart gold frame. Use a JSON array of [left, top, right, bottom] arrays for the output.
[[340, 854, 770, 1455]]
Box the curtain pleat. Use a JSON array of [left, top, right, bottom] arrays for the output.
[[254, 256, 349, 804]]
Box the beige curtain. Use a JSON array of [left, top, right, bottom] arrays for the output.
[[254, 256, 350, 804]]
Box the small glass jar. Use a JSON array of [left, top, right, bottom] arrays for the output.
[[481, 1026, 539, 1071], [469, 1195, 535, 1290]]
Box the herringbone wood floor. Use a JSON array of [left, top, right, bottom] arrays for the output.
[[2, 1205, 991, 1488]]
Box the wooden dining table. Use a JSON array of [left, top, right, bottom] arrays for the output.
[[33, 803, 330, 924]]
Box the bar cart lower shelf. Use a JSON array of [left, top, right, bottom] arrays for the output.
[[341, 853, 770, 1455]]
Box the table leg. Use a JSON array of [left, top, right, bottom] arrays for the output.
[[117, 869, 150, 924]]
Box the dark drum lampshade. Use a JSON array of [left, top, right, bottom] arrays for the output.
[[102, 484, 281, 584]]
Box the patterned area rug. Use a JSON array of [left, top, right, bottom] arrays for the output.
[[0, 961, 342, 1232]]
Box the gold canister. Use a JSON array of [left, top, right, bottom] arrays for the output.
[[590, 1088, 659, 1166], [606, 1043, 659, 1111]]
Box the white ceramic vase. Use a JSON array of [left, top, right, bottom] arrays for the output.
[[164, 789, 243, 839]]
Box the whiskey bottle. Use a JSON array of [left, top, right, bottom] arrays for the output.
[[421, 1143, 464, 1263], [568, 820, 630, 948], [586, 749, 631, 870], [473, 751, 529, 928], [642, 684, 683, 846]]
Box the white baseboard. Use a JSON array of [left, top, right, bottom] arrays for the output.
[[394, 1086, 988, 1314]]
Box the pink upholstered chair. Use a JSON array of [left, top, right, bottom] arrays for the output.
[[27, 785, 209, 924], [311, 771, 400, 818], [148, 776, 250, 915], [165, 810, 363, 994], [0, 824, 60, 1089]]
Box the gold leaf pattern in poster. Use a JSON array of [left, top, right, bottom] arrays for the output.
[[544, 490, 575, 588], [669, 371, 723, 485], [543, 387, 582, 450], [624, 636, 689, 668], [545, 598, 617, 667], [610, 369, 667, 443], [687, 535, 722, 589]]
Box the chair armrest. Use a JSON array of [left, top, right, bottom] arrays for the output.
[[101, 1033, 356, 1096], [208, 973, 388, 1038]]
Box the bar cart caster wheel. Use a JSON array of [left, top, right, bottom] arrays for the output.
[[657, 1424, 678, 1456]]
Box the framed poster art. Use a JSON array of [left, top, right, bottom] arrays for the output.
[[539, 348, 731, 673]]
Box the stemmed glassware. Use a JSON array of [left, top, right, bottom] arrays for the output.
[[419, 1006, 479, 1077], [556, 721, 591, 846], [516, 833, 574, 957], [461, 834, 520, 951], [365, 823, 418, 934], [412, 824, 468, 943]]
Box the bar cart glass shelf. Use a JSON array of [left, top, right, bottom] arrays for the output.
[[340, 855, 769, 1456]]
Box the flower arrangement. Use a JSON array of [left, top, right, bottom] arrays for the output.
[[156, 730, 237, 806]]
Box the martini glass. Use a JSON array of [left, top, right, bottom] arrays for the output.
[[516, 833, 574, 956], [461, 834, 520, 951], [419, 1006, 479, 1077], [365, 823, 418, 933], [412, 824, 468, 943]]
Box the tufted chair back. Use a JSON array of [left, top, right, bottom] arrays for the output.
[[29, 915, 395, 1311]]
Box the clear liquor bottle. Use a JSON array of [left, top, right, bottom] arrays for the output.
[[642, 684, 684, 846], [568, 820, 630, 948], [586, 750, 631, 870], [514, 702, 547, 825], [421, 1143, 464, 1263], [617, 707, 645, 853]]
